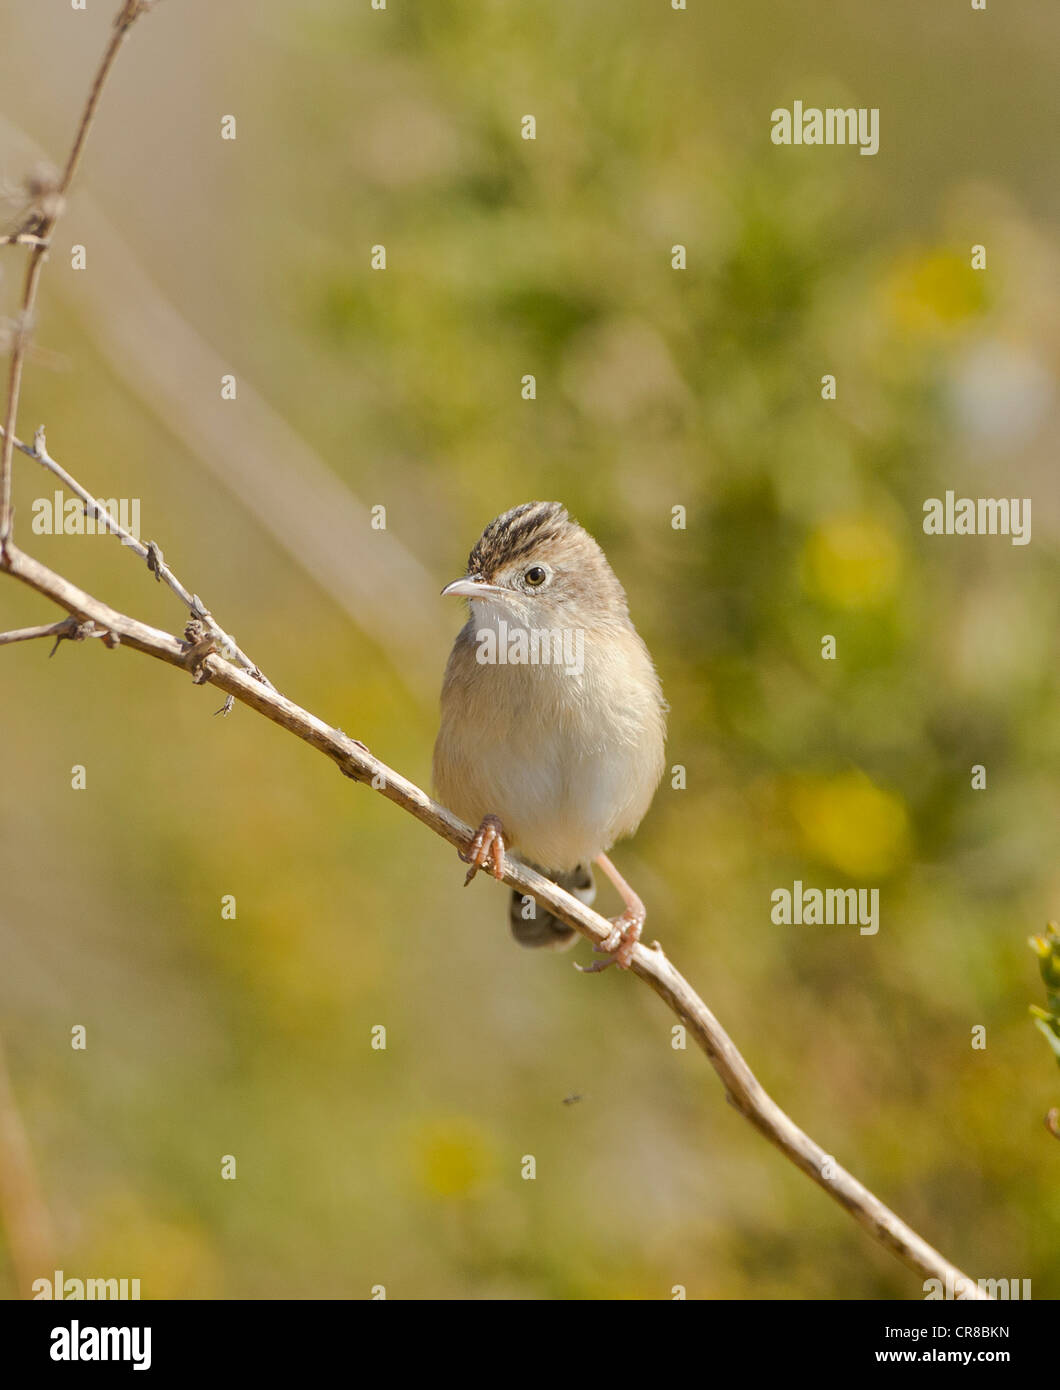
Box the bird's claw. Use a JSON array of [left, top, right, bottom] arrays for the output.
[[574, 949, 615, 975], [461, 814, 506, 885], [574, 910, 643, 973]]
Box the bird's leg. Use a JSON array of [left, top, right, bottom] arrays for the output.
[[577, 852, 645, 972], [461, 813, 506, 885]]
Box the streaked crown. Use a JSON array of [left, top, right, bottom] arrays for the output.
[[462, 500, 629, 622], [467, 501, 570, 580]]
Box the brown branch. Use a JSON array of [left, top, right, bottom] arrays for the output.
[[0, 1028, 55, 1299], [60, 3, 156, 196], [0, 615, 103, 650], [0, 533, 991, 1298], [0, 423, 275, 700], [0, 0, 154, 544]]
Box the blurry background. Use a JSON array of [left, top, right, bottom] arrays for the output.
[[1, 0, 1058, 1299]]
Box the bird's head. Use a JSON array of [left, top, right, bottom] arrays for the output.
[[441, 501, 628, 631]]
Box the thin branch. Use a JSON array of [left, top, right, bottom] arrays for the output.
[[0, 534, 991, 1298], [0, 0, 153, 544], [0, 423, 275, 698], [0, 618, 72, 647], [0, 221, 49, 544], [60, 3, 156, 198], [0, 615, 104, 651], [0, 1028, 55, 1299]]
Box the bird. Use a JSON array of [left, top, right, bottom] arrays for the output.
[[432, 501, 666, 969]]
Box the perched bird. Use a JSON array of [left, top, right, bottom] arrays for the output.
[[433, 501, 666, 969]]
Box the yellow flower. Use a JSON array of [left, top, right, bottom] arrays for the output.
[[884, 249, 987, 337], [414, 1119, 494, 1199], [790, 770, 911, 877], [802, 514, 901, 610]]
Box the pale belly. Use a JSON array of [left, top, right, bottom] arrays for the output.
[[434, 646, 665, 871]]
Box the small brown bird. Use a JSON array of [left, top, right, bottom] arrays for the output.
[[433, 501, 666, 969]]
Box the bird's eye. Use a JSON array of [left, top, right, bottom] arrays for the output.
[[524, 566, 547, 587]]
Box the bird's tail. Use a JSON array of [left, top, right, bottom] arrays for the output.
[[509, 862, 595, 951]]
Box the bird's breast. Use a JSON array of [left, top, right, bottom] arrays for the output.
[[433, 621, 665, 870]]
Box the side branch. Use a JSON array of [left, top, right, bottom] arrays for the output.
[[1, 424, 274, 695], [0, 0, 153, 543], [0, 537, 989, 1298], [0, 616, 104, 650]]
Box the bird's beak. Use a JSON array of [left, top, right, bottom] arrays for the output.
[[440, 575, 507, 601]]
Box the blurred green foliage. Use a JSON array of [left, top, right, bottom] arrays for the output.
[[0, 0, 1058, 1299], [1030, 926, 1060, 1064]]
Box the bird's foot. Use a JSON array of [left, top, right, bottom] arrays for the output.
[[461, 814, 506, 885], [574, 907, 644, 973]]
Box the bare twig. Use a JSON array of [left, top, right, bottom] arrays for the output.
[[0, 534, 991, 1298], [0, 0, 153, 544], [0, 423, 275, 695], [0, 1029, 55, 1299], [0, 615, 103, 651]]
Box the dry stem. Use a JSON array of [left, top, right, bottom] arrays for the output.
[[0, 1, 154, 542]]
